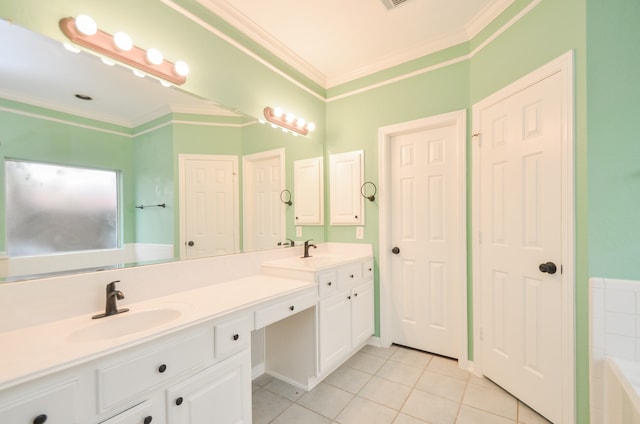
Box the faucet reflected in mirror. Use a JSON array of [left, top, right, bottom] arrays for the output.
[[92, 280, 129, 319]]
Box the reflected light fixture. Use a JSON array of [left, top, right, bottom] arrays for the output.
[[263, 106, 315, 136], [59, 16, 189, 85]]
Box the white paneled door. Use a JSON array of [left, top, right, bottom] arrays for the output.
[[476, 71, 566, 423], [243, 149, 285, 252], [389, 114, 464, 359], [180, 155, 238, 259]]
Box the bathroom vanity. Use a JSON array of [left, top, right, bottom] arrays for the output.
[[0, 243, 373, 424]]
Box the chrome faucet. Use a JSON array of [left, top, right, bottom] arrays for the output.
[[302, 239, 317, 258], [92, 280, 129, 319]]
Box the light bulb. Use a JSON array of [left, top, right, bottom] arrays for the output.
[[160, 80, 172, 87], [285, 113, 295, 123], [113, 32, 133, 51], [75, 15, 97, 36], [146, 48, 163, 65], [273, 107, 283, 118], [306, 122, 316, 132], [174, 61, 190, 77], [101, 57, 115, 66], [63, 43, 80, 53], [296, 118, 306, 128], [271, 124, 278, 129], [132, 69, 145, 78]]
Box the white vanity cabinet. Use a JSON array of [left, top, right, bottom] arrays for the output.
[[166, 350, 251, 424], [318, 259, 374, 375], [0, 378, 79, 424]]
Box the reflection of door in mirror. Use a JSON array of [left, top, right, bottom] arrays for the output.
[[294, 157, 324, 225], [179, 155, 239, 259], [242, 149, 286, 252]]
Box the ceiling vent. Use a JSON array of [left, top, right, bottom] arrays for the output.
[[381, 0, 410, 10]]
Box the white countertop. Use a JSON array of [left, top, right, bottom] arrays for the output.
[[0, 274, 315, 391]]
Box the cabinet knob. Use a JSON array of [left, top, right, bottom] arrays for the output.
[[368, 268, 372, 272], [33, 415, 47, 424], [289, 305, 295, 311], [233, 334, 239, 341], [143, 416, 153, 424], [354, 292, 359, 297], [347, 295, 351, 300], [158, 364, 167, 373], [350, 274, 354, 278], [327, 281, 332, 286], [187, 240, 195, 247], [175, 397, 184, 406]]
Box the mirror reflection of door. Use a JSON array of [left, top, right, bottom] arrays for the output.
[[242, 149, 285, 251], [179, 154, 239, 259]]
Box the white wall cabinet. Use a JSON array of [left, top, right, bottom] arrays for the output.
[[294, 156, 324, 225], [329, 150, 364, 225]]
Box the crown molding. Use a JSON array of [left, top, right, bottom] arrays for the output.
[[465, 0, 515, 39]]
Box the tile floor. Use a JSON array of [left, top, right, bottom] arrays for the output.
[[252, 344, 553, 424]]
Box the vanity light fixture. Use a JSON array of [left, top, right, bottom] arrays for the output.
[[263, 106, 315, 136], [59, 15, 189, 85]]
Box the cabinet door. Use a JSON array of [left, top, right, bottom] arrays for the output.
[[294, 156, 324, 225], [100, 400, 157, 424], [0, 380, 78, 424], [166, 350, 251, 424], [351, 281, 375, 348], [329, 150, 364, 225], [319, 293, 352, 373]]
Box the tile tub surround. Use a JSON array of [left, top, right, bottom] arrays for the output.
[[252, 345, 552, 424], [589, 277, 640, 424]]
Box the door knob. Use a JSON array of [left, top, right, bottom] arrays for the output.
[[187, 240, 194, 247], [392, 247, 400, 254], [539, 262, 557, 275]]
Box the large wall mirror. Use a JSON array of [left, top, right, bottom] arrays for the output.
[[0, 21, 325, 283]]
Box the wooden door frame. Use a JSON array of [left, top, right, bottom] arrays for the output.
[[178, 153, 240, 259], [471, 51, 575, 423], [241, 148, 286, 252], [377, 109, 468, 364]]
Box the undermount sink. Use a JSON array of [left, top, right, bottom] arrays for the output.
[[265, 255, 345, 270], [68, 307, 182, 342]]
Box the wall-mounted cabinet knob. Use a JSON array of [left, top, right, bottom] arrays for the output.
[[233, 334, 239, 341], [175, 397, 183, 406], [158, 364, 167, 373], [33, 415, 47, 424], [144, 416, 153, 424]]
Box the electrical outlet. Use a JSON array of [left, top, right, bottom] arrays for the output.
[[356, 226, 364, 239], [296, 226, 302, 237]]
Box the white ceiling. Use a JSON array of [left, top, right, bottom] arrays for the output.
[[199, 0, 514, 87]]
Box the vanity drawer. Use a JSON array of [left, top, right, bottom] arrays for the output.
[[317, 270, 338, 298], [337, 262, 363, 290], [215, 314, 252, 360], [0, 379, 78, 424], [363, 260, 374, 281], [98, 329, 211, 411], [254, 290, 317, 329], [101, 400, 157, 424]]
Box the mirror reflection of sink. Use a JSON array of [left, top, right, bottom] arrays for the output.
[[68, 308, 182, 342]]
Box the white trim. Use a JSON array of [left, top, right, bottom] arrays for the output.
[[178, 154, 240, 259], [471, 50, 575, 424], [241, 148, 286, 252], [377, 109, 467, 364]]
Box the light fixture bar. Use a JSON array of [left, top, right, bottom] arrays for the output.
[[59, 17, 187, 85], [263, 106, 312, 136]]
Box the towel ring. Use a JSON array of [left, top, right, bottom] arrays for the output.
[[280, 189, 293, 206], [361, 182, 377, 202]]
